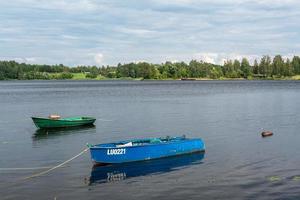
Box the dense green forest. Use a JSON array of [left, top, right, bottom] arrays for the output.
[[1, 55, 300, 80]]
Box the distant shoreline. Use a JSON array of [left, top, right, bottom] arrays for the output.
[[1, 73, 300, 81], [2, 56, 300, 81]]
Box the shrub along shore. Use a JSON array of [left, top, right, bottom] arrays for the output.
[[1, 55, 300, 80]]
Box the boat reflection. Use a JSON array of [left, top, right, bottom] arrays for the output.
[[89, 152, 205, 185], [32, 124, 96, 140]]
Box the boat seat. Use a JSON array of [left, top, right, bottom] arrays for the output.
[[150, 138, 162, 143], [116, 142, 133, 147]]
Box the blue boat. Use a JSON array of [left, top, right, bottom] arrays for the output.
[[88, 136, 205, 164]]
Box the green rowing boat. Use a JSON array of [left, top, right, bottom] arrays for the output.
[[32, 116, 96, 129]]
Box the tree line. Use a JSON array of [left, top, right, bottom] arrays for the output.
[[1, 55, 300, 80]]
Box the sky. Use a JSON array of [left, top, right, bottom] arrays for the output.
[[0, 0, 300, 66]]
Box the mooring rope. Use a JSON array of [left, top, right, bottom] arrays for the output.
[[22, 147, 89, 180], [0, 166, 52, 171], [97, 118, 113, 122]]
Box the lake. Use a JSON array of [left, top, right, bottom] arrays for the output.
[[1, 80, 300, 200]]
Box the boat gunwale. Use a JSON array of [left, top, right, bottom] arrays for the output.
[[89, 138, 204, 150], [31, 116, 96, 121]]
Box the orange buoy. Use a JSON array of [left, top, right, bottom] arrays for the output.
[[261, 131, 273, 137]]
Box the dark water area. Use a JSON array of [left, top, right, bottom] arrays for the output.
[[1, 80, 300, 199]]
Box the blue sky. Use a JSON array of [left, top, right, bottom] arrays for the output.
[[0, 0, 300, 66]]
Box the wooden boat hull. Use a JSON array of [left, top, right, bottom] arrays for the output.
[[89, 136, 205, 164], [32, 117, 96, 129]]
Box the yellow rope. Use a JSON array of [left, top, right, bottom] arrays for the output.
[[22, 148, 89, 180]]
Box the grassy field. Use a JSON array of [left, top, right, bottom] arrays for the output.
[[71, 73, 86, 80], [71, 73, 106, 80], [70, 73, 146, 80], [291, 75, 300, 80]]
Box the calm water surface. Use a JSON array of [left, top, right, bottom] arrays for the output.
[[0, 80, 300, 199]]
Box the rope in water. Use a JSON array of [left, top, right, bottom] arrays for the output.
[[22, 147, 89, 180], [0, 166, 52, 171], [97, 118, 113, 122]]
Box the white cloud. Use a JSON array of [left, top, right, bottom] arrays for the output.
[[193, 52, 261, 65], [152, 0, 299, 6], [15, 0, 100, 12], [193, 53, 219, 64], [61, 35, 79, 40], [25, 57, 37, 63], [10, 57, 38, 63], [94, 53, 104, 65], [1, 0, 300, 65], [117, 27, 158, 38], [52, 0, 98, 12]]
